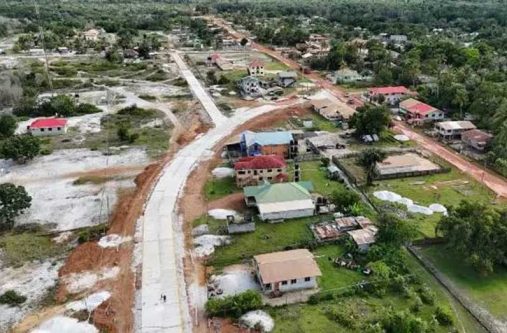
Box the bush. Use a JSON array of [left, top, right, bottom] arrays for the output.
[[205, 290, 262, 318], [0, 115, 17, 139], [0, 290, 27, 306], [434, 307, 454, 326], [77, 224, 106, 244], [117, 104, 156, 118], [330, 188, 360, 213], [410, 296, 423, 313], [418, 286, 435, 305], [0, 135, 41, 163], [76, 103, 101, 115]]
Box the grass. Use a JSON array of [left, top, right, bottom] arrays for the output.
[[0, 232, 67, 267], [299, 160, 347, 196], [73, 175, 118, 185], [307, 113, 341, 132], [314, 245, 364, 290], [204, 176, 239, 201], [264, 61, 290, 71], [421, 244, 507, 321]]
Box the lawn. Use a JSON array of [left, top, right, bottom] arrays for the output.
[[313, 245, 364, 291], [421, 244, 507, 322], [299, 160, 347, 196], [264, 60, 290, 71], [308, 113, 341, 132], [204, 176, 239, 201]]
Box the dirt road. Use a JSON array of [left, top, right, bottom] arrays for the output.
[[394, 121, 507, 197]]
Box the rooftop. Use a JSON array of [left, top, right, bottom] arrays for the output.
[[436, 120, 476, 131], [234, 155, 287, 170], [369, 86, 409, 95], [249, 58, 265, 68], [400, 98, 439, 116], [254, 249, 322, 284], [462, 129, 493, 143], [29, 118, 68, 129], [347, 226, 378, 246], [310, 98, 356, 120], [243, 181, 314, 204], [376, 153, 440, 176], [242, 130, 293, 147]]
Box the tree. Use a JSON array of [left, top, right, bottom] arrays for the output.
[[376, 212, 417, 247], [349, 105, 391, 137], [330, 188, 360, 213], [37, 95, 76, 117], [240, 37, 248, 46], [356, 148, 387, 185], [0, 135, 41, 163], [0, 183, 31, 230], [0, 115, 17, 139], [205, 290, 262, 318]]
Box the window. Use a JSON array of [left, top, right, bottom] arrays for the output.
[[57, 127, 61, 130], [281, 280, 288, 285], [268, 177, 272, 180], [291, 279, 297, 284], [259, 177, 263, 181], [277, 169, 282, 172], [238, 171, 245, 175], [48, 128, 53, 131], [267, 169, 272, 172], [304, 277, 311, 282], [40, 128, 45, 132], [264, 283, 271, 290]]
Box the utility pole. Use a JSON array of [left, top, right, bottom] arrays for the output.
[[32, 0, 53, 93]]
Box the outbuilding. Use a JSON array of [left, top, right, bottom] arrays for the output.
[[27, 118, 68, 136]]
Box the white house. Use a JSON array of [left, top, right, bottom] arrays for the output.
[[254, 249, 322, 294], [435, 121, 476, 140], [27, 118, 68, 136], [247, 58, 265, 76]]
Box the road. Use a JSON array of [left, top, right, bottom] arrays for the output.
[[140, 49, 302, 332], [395, 121, 507, 197]]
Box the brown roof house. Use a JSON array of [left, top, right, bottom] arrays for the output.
[[310, 98, 356, 121], [347, 225, 378, 252], [234, 155, 288, 187], [248, 58, 265, 77], [254, 249, 322, 294], [461, 129, 493, 152]]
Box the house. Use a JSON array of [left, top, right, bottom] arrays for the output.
[[311, 216, 373, 242], [248, 58, 265, 76], [243, 181, 315, 221], [310, 98, 356, 121], [238, 76, 264, 98], [234, 155, 288, 187], [329, 68, 369, 84], [399, 98, 444, 123], [254, 249, 322, 294], [389, 34, 408, 44], [240, 130, 295, 158], [435, 121, 476, 140], [83, 28, 101, 41], [276, 71, 298, 87], [375, 153, 441, 178], [461, 129, 493, 152], [206, 53, 233, 71], [366, 86, 410, 105], [347, 226, 378, 252], [27, 118, 68, 136]]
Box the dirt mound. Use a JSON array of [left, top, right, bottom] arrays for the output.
[[208, 193, 245, 212]]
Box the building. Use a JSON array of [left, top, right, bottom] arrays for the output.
[[240, 131, 295, 158], [461, 129, 493, 152], [248, 58, 265, 76], [375, 153, 441, 178], [254, 249, 322, 294], [366, 86, 410, 105], [311, 216, 373, 242], [389, 34, 408, 44], [329, 68, 370, 84], [206, 53, 233, 71], [399, 98, 444, 123], [435, 121, 477, 140], [244, 181, 315, 221], [83, 28, 102, 41], [276, 71, 298, 87], [27, 118, 68, 136], [234, 155, 288, 187], [310, 98, 356, 121], [347, 226, 378, 252], [237, 76, 265, 98]]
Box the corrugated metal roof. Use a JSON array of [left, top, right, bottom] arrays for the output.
[[242, 131, 293, 147], [243, 181, 313, 203]]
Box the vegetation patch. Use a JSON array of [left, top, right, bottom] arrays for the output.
[[204, 176, 239, 201], [0, 232, 67, 267], [0, 290, 27, 306]]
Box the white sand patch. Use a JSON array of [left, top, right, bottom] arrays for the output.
[[394, 134, 410, 142], [193, 235, 230, 258], [98, 234, 132, 248], [239, 310, 274, 332], [208, 209, 238, 220], [0, 261, 63, 330], [66, 291, 111, 312], [52, 231, 73, 244], [192, 224, 209, 236], [63, 266, 120, 294], [211, 167, 235, 178], [0, 148, 147, 231], [31, 316, 98, 333], [209, 268, 259, 297], [374, 191, 447, 216]]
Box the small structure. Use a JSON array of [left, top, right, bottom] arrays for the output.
[[276, 71, 298, 87], [240, 131, 295, 159], [27, 118, 68, 136], [123, 49, 139, 59], [226, 214, 255, 234], [347, 226, 378, 252], [57, 47, 69, 54], [400, 98, 444, 123], [243, 181, 315, 221], [206, 53, 233, 71], [375, 153, 441, 178], [435, 121, 476, 140], [306, 133, 347, 153], [83, 28, 102, 41], [234, 155, 288, 187], [248, 58, 265, 77], [330, 68, 371, 84], [28, 49, 45, 56], [366, 86, 410, 105], [389, 34, 408, 44], [461, 129, 493, 152], [310, 98, 356, 121], [311, 216, 373, 242], [238, 76, 265, 98], [254, 249, 322, 294]]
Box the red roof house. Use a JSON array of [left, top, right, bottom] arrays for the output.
[[367, 86, 412, 105], [248, 58, 265, 76], [27, 118, 68, 136], [234, 155, 288, 187], [400, 98, 444, 122]]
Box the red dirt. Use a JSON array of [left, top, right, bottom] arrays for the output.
[[208, 193, 245, 211]]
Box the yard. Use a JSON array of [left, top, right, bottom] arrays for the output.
[[204, 176, 239, 201], [420, 244, 507, 322]]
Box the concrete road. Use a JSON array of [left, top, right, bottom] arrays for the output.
[[170, 51, 227, 125]]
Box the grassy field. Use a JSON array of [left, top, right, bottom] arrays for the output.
[[299, 160, 347, 196], [204, 176, 239, 201], [0, 232, 68, 267], [421, 245, 507, 322]]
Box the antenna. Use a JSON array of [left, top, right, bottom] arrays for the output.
[[32, 0, 53, 93]]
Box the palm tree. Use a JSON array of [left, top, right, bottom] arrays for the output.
[[357, 148, 387, 185]]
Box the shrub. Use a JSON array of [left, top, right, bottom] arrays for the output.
[[117, 104, 156, 118], [410, 296, 423, 313], [205, 290, 262, 318], [0, 290, 27, 306], [77, 224, 106, 244], [320, 157, 330, 167], [330, 188, 360, 213], [76, 103, 101, 115], [434, 307, 454, 326], [325, 307, 358, 330], [418, 286, 435, 305]]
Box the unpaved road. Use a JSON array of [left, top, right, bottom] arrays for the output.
[[395, 121, 507, 198]]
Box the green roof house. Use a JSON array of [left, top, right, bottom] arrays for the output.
[[243, 181, 315, 222]]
